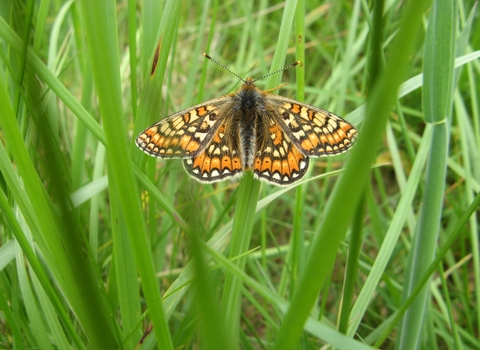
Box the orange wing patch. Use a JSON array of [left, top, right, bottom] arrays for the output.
[[269, 123, 283, 145]]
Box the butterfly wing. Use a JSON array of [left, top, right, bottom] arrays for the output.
[[266, 95, 358, 157], [136, 96, 231, 158], [252, 116, 309, 186], [183, 122, 244, 183]]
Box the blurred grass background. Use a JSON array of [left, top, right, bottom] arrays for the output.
[[0, 0, 479, 349]]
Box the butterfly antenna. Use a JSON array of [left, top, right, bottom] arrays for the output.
[[253, 61, 300, 83], [204, 53, 246, 83]]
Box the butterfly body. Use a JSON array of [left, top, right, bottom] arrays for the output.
[[136, 77, 358, 186], [231, 78, 270, 170]]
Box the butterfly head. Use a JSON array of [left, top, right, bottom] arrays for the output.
[[240, 78, 257, 89]]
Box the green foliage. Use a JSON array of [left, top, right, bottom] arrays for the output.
[[0, 0, 479, 349]]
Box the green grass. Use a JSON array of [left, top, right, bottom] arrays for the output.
[[0, 0, 479, 349]]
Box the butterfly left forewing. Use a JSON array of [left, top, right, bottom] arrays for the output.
[[136, 97, 230, 158], [266, 95, 358, 157]]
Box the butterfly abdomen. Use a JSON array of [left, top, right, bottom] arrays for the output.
[[235, 81, 268, 170]]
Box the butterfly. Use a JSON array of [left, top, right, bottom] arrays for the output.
[[136, 54, 358, 187]]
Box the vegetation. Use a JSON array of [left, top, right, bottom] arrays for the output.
[[0, 0, 478, 349]]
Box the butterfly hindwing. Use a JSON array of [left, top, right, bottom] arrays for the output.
[[252, 116, 309, 186], [183, 122, 244, 183]]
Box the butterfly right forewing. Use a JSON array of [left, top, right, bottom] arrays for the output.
[[267, 95, 358, 157]]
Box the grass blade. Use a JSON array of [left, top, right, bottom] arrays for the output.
[[272, 0, 432, 347], [396, 0, 456, 347], [78, 0, 173, 347]]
